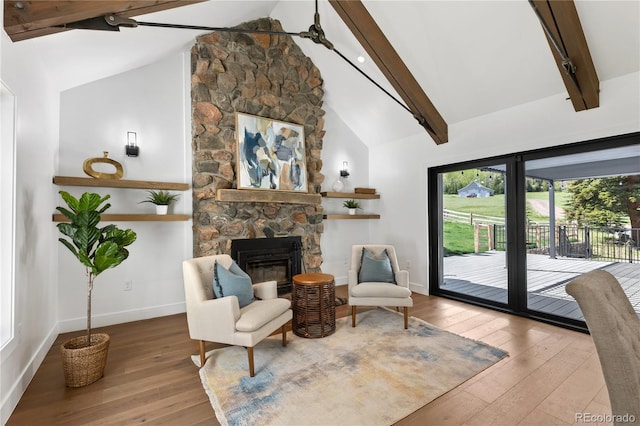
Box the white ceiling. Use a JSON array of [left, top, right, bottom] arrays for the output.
[[9, 0, 640, 147]]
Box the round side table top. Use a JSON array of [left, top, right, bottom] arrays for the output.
[[293, 273, 335, 285]]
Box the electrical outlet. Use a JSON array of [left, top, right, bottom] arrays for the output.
[[344, 257, 348, 265], [406, 260, 411, 270], [124, 280, 133, 291]]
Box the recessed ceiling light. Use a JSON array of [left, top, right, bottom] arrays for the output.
[[357, 56, 365, 63]]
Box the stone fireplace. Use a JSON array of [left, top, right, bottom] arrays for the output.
[[231, 236, 302, 295], [190, 17, 326, 273]]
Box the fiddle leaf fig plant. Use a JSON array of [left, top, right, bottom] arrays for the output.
[[57, 191, 137, 346]]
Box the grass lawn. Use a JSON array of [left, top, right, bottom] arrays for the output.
[[443, 222, 477, 256], [443, 194, 506, 217], [444, 192, 569, 222]]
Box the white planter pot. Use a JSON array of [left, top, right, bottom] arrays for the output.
[[348, 208, 356, 215], [156, 205, 168, 215]]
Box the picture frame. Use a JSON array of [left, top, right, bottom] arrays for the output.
[[235, 112, 308, 192]]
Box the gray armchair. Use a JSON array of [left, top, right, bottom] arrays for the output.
[[566, 270, 640, 425], [348, 244, 413, 329], [182, 254, 292, 377]]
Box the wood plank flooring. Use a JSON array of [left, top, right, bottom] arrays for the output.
[[7, 286, 612, 425]]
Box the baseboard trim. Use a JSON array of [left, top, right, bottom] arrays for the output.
[[410, 282, 428, 295], [57, 302, 186, 333], [1, 324, 58, 425], [333, 274, 347, 286]]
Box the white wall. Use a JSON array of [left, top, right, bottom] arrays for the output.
[[1, 30, 61, 424], [56, 53, 193, 332], [1, 43, 194, 422], [319, 106, 371, 284], [370, 72, 640, 295]]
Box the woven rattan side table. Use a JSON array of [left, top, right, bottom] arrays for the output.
[[292, 273, 336, 338]]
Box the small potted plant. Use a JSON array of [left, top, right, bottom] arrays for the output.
[[343, 199, 361, 215], [139, 190, 180, 215], [57, 191, 136, 387]]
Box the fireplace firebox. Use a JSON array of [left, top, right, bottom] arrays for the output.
[[230, 237, 302, 295]]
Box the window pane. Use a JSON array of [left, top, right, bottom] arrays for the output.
[[440, 166, 508, 304], [524, 147, 640, 320], [1, 80, 16, 349]]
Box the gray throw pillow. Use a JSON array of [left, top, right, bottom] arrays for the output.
[[358, 248, 396, 284], [213, 260, 254, 307]]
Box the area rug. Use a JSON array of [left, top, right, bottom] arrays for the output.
[[193, 308, 508, 426]]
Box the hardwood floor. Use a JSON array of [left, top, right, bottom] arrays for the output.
[[7, 286, 611, 425]]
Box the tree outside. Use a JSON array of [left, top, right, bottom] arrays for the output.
[[564, 176, 640, 241]]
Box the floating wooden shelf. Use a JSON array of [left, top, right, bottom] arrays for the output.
[[320, 192, 380, 199], [53, 176, 190, 191], [323, 214, 381, 220], [216, 189, 322, 205], [53, 214, 191, 222], [53, 177, 191, 222]]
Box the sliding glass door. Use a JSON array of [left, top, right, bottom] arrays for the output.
[[434, 162, 510, 306], [524, 146, 640, 323], [429, 133, 640, 330]]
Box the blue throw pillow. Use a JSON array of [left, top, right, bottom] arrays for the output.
[[213, 260, 254, 308], [358, 248, 396, 284]]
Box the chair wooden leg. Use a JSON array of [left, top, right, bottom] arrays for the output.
[[281, 324, 287, 347], [247, 346, 255, 377], [199, 340, 206, 368], [403, 307, 409, 329], [352, 306, 356, 327], [396, 307, 400, 312]]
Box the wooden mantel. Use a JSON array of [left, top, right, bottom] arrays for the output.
[[216, 189, 322, 205]]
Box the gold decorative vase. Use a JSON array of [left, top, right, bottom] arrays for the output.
[[83, 152, 123, 180]]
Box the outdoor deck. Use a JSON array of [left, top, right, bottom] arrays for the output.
[[443, 251, 640, 321]]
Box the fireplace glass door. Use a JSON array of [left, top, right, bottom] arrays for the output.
[[231, 236, 302, 295]]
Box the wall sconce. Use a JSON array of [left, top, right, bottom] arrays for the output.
[[340, 161, 350, 178], [125, 131, 139, 157]]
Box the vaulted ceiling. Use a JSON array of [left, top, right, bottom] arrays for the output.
[[4, 1, 639, 147]]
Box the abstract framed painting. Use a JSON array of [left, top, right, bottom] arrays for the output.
[[235, 112, 308, 192]]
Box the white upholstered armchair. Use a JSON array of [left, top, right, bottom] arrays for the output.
[[348, 245, 413, 329], [566, 270, 640, 425], [182, 254, 292, 377]]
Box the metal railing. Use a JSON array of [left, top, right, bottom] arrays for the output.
[[443, 208, 639, 262], [557, 225, 639, 263], [491, 224, 639, 263]]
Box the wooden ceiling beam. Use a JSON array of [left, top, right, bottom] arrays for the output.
[[4, 0, 203, 42], [328, 0, 448, 145], [531, 0, 599, 111]]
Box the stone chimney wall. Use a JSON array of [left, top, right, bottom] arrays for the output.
[[190, 18, 325, 271]]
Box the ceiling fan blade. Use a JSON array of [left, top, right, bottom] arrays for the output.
[[63, 15, 123, 32], [135, 20, 300, 38], [61, 14, 137, 32]]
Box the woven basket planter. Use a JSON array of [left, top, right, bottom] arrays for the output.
[[61, 333, 110, 387]]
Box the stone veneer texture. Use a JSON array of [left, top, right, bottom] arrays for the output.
[[191, 18, 326, 271]]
